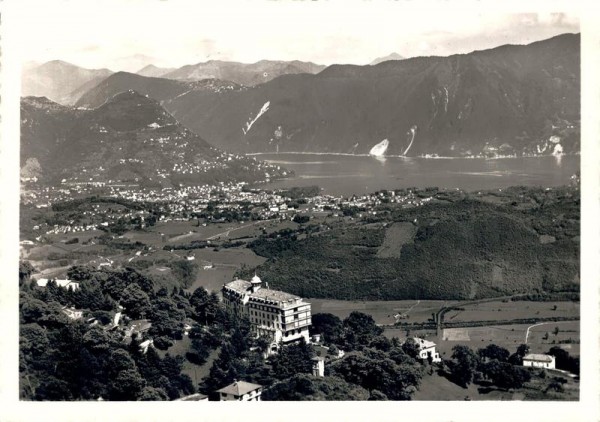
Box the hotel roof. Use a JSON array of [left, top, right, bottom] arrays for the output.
[[224, 279, 305, 304], [225, 279, 252, 291], [250, 288, 299, 302]]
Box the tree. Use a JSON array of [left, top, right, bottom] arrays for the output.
[[262, 374, 369, 401], [20, 323, 50, 357], [109, 369, 146, 400], [508, 344, 529, 366], [329, 351, 422, 400], [119, 283, 151, 319], [450, 345, 480, 388], [548, 346, 580, 375], [139, 386, 169, 401], [190, 287, 221, 325], [200, 341, 251, 394], [342, 312, 383, 349], [310, 313, 344, 345], [480, 360, 531, 390], [369, 336, 393, 352], [107, 349, 137, 377], [401, 338, 421, 360], [34, 377, 74, 401], [271, 339, 315, 380], [477, 344, 510, 362], [19, 261, 35, 284]]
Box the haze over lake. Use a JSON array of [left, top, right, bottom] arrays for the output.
[[257, 154, 579, 196]]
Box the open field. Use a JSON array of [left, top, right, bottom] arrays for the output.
[[187, 247, 266, 267], [376, 222, 417, 258], [157, 219, 299, 244], [444, 300, 579, 323], [412, 369, 579, 401], [155, 335, 219, 386], [310, 299, 451, 325], [44, 229, 106, 244], [413, 372, 511, 401], [385, 322, 580, 359], [148, 220, 197, 236], [188, 267, 238, 293]]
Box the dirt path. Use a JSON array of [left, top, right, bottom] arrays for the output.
[[206, 221, 264, 240], [525, 320, 577, 344]]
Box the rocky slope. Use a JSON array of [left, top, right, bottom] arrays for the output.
[[21, 92, 288, 186]]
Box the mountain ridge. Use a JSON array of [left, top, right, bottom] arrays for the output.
[[73, 33, 580, 157], [21, 91, 288, 187]]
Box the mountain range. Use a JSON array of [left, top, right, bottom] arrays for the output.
[[22, 60, 114, 106], [22, 59, 325, 106], [161, 59, 326, 86], [72, 33, 580, 157], [22, 33, 580, 161], [20, 91, 288, 186]]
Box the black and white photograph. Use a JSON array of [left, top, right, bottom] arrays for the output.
[[1, 0, 599, 420]]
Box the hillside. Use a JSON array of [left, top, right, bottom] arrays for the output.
[[245, 188, 580, 300], [74, 34, 579, 157], [76, 72, 247, 109], [21, 60, 114, 105], [20, 92, 288, 186], [162, 59, 326, 86]]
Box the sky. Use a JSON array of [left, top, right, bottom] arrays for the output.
[[10, 0, 579, 72]]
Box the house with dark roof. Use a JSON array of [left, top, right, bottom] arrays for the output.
[[216, 380, 262, 401]]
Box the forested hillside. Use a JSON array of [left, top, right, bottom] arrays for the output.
[[244, 186, 580, 300]]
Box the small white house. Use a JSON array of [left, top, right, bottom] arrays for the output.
[[62, 307, 83, 320], [523, 353, 556, 369], [409, 337, 442, 363], [139, 339, 154, 354], [36, 278, 80, 291], [312, 356, 325, 377], [216, 380, 262, 401]]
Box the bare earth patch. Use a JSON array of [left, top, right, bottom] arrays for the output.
[[376, 222, 417, 258]]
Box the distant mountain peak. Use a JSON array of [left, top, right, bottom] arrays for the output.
[[136, 64, 176, 78], [370, 52, 405, 65]]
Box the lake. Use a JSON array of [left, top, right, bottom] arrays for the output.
[[255, 153, 579, 196]]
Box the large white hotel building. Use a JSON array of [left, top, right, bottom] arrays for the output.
[[222, 275, 311, 353]]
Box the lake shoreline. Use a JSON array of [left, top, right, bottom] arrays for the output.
[[247, 151, 580, 161]]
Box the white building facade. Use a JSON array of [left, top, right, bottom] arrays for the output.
[[523, 353, 556, 369], [411, 337, 442, 363], [222, 276, 311, 353]]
